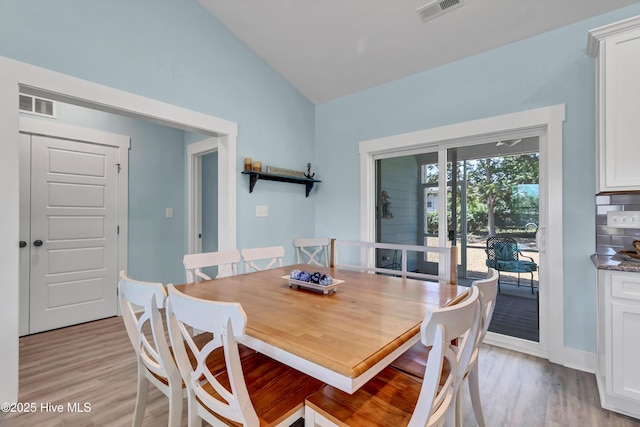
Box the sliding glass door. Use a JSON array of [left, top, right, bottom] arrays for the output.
[[376, 138, 541, 342], [375, 148, 450, 277]]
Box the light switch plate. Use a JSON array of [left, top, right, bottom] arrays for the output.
[[607, 211, 640, 229], [256, 205, 268, 217], [166, 208, 173, 219]]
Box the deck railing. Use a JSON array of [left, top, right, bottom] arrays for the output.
[[329, 239, 457, 285]]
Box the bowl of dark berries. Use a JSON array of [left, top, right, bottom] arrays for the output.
[[282, 269, 343, 295]]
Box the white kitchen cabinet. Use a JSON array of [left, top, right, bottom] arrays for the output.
[[588, 16, 640, 193], [596, 269, 640, 418]]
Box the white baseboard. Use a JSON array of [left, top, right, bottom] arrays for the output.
[[484, 331, 596, 374], [484, 331, 547, 358], [562, 347, 596, 374]]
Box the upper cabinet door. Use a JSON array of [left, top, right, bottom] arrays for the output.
[[589, 16, 640, 193]]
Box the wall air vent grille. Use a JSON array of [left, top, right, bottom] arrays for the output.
[[19, 93, 57, 118], [416, 0, 464, 23]]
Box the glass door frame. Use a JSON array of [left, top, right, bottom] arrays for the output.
[[358, 104, 566, 364]]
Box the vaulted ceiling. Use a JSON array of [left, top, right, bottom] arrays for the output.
[[200, 0, 639, 104]]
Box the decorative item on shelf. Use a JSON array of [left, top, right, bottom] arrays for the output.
[[244, 157, 252, 171], [252, 161, 262, 172], [266, 166, 306, 178], [381, 190, 393, 219], [304, 163, 315, 179]]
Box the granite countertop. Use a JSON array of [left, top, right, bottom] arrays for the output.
[[591, 254, 640, 272]]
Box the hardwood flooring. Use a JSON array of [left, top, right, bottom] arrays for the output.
[[1, 316, 638, 427]]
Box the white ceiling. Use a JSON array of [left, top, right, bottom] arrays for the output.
[[200, 0, 639, 104]]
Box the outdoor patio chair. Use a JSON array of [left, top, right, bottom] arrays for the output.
[[485, 236, 537, 293]]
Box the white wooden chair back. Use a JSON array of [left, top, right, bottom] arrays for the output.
[[118, 271, 182, 426], [474, 268, 499, 342], [241, 245, 285, 272], [183, 249, 241, 282], [293, 237, 330, 267], [166, 284, 258, 426], [410, 286, 481, 427], [331, 239, 457, 285], [460, 268, 499, 427], [119, 271, 175, 383]]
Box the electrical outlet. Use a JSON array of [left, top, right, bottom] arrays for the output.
[[166, 208, 173, 219], [256, 205, 268, 217], [607, 211, 640, 229]]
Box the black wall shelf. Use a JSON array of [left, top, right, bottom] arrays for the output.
[[241, 170, 320, 197]]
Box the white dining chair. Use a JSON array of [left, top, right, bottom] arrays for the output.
[[183, 249, 241, 282], [165, 284, 324, 427], [465, 268, 499, 427], [304, 286, 481, 427], [118, 271, 183, 427], [241, 245, 285, 272], [293, 237, 329, 267], [390, 268, 499, 427], [118, 271, 255, 427]]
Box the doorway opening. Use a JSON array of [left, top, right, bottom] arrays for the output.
[[1, 57, 239, 400]]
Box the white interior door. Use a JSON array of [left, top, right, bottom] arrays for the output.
[[21, 132, 119, 334]]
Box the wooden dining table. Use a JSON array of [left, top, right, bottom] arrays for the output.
[[174, 264, 467, 394]]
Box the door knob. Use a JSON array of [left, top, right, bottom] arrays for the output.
[[19, 241, 27, 248], [33, 240, 43, 247]]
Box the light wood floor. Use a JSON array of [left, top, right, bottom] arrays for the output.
[[1, 316, 638, 427]]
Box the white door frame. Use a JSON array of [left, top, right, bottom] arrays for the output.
[[359, 105, 565, 365], [0, 56, 238, 402], [187, 137, 219, 255]]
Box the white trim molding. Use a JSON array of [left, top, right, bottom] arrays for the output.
[[0, 77, 20, 403], [359, 105, 566, 366], [587, 14, 640, 58]]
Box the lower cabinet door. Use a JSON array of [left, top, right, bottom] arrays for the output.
[[611, 300, 640, 400]]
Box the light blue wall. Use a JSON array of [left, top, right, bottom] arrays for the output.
[[0, 0, 317, 268], [315, 4, 640, 353]]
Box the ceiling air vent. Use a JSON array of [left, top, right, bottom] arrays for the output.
[[19, 93, 57, 118], [416, 0, 464, 23]]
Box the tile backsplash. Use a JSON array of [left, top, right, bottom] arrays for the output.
[[596, 193, 640, 255]]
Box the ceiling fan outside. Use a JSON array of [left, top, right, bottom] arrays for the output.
[[496, 138, 522, 147]]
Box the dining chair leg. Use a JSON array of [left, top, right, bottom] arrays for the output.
[[132, 365, 149, 427], [186, 390, 201, 427], [446, 399, 456, 427], [167, 385, 183, 427], [468, 364, 487, 427], [454, 389, 462, 427]]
